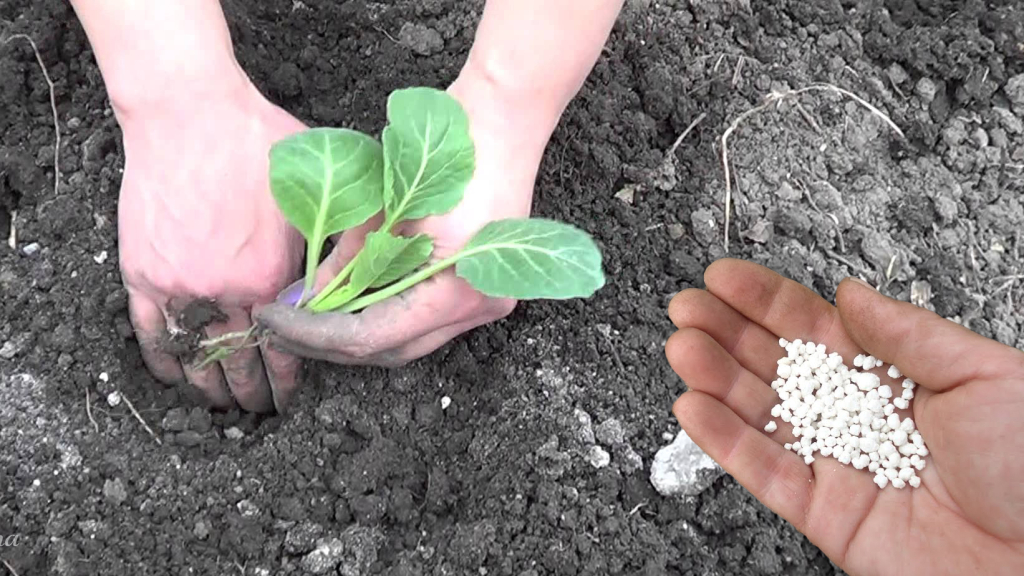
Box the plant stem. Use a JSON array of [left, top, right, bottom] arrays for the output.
[[305, 257, 357, 309], [339, 251, 464, 313], [304, 215, 404, 311]]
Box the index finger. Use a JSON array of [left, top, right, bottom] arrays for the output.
[[703, 258, 864, 363]]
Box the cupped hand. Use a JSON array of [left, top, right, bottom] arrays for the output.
[[255, 81, 545, 410], [665, 259, 1024, 576], [117, 78, 306, 413]]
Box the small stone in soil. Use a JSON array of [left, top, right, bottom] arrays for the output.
[[588, 445, 611, 468], [103, 478, 127, 505], [22, 242, 40, 256], [650, 429, 724, 497], [224, 427, 244, 440], [193, 519, 211, 540]]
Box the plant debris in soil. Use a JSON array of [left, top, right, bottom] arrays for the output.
[[1, 0, 1022, 575]]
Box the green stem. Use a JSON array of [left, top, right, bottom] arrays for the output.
[[339, 251, 463, 313], [305, 257, 357, 309], [304, 214, 405, 311]]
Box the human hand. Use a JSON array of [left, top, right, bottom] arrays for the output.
[[118, 77, 306, 413], [254, 77, 548, 409], [665, 259, 1024, 575]]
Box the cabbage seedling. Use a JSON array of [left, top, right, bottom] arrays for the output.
[[198, 86, 604, 364]]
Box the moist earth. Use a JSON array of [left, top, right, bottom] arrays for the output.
[[2, 0, 1023, 574]]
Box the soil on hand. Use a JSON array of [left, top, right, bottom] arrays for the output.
[[1, 0, 1022, 574]]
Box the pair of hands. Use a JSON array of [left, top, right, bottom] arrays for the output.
[[666, 259, 1024, 575], [119, 76, 532, 413]]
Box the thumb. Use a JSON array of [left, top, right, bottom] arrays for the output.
[[835, 277, 1018, 392]]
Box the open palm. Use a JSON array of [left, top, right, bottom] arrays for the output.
[[665, 259, 1024, 576]]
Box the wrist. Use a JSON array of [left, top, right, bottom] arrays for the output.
[[70, 0, 250, 121], [448, 55, 568, 162]]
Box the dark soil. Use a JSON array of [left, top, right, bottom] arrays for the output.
[[2, 0, 1023, 575]]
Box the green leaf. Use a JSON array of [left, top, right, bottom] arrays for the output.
[[454, 218, 605, 300], [310, 231, 433, 311], [382, 87, 475, 226], [269, 127, 385, 294]]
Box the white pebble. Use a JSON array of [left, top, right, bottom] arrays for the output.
[[764, 421, 778, 433]]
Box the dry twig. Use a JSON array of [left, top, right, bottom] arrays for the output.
[[85, 388, 99, 433], [122, 394, 162, 445], [3, 33, 60, 196], [667, 112, 708, 158], [1, 558, 19, 576], [720, 84, 905, 252]]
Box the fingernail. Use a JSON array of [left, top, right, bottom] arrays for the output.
[[277, 280, 307, 305], [847, 277, 875, 290]]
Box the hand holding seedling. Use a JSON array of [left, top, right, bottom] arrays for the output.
[[249, 85, 604, 409], [665, 259, 1024, 575], [70, 1, 308, 412]]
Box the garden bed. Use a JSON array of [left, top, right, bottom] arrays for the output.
[[1, 0, 1022, 574]]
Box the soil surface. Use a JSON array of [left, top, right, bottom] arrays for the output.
[[2, 0, 1023, 574]]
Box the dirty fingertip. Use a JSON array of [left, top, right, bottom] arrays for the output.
[[261, 342, 302, 414]]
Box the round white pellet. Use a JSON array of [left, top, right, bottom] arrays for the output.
[[891, 478, 906, 489], [887, 365, 902, 379], [764, 420, 778, 433], [892, 430, 908, 446], [909, 475, 921, 488], [868, 461, 880, 472], [877, 385, 893, 399], [854, 354, 865, 367], [777, 364, 793, 379], [874, 474, 888, 489]]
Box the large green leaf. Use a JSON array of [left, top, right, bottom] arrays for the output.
[[382, 87, 475, 226], [454, 218, 605, 299], [269, 127, 385, 294], [309, 231, 433, 311]]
